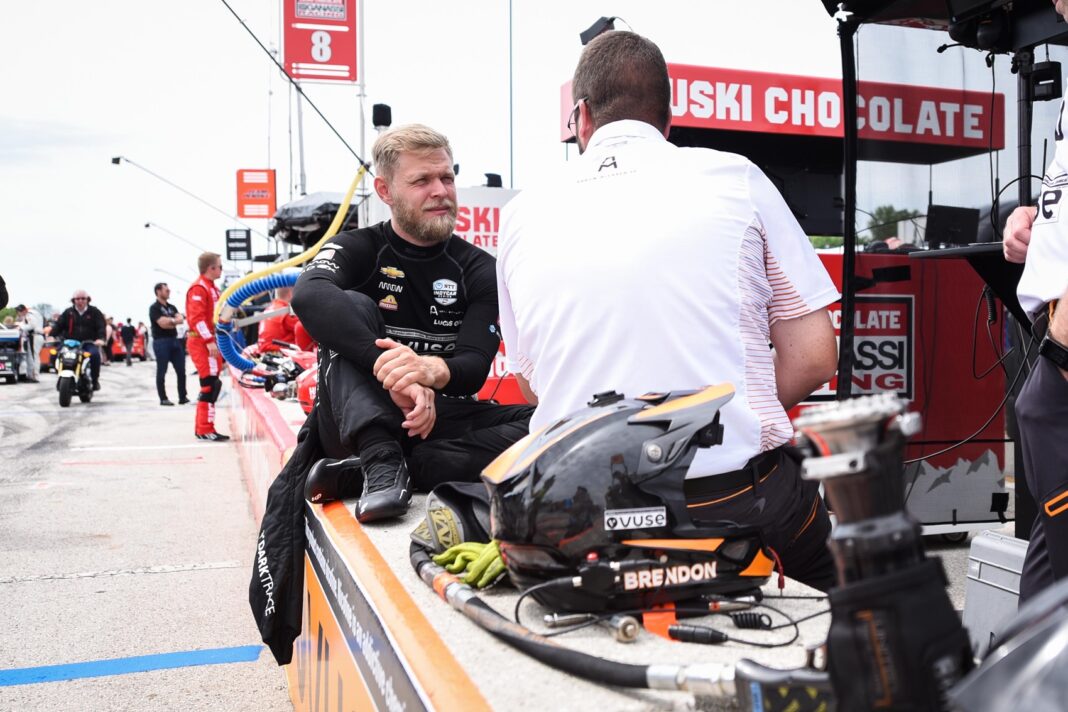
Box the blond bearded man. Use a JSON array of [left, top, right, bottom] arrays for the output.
[[292, 124, 533, 522]]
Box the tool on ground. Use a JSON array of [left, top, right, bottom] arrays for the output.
[[543, 612, 641, 643], [411, 542, 833, 709]]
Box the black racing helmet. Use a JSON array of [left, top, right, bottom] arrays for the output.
[[482, 385, 774, 613]]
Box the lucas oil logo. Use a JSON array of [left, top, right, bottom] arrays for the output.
[[623, 561, 718, 591], [378, 294, 398, 311], [604, 507, 667, 531], [433, 278, 458, 306]]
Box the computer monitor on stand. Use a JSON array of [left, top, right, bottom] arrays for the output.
[[925, 205, 981, 249]]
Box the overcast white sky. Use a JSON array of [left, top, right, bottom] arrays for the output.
[[2, 1, 1064, 320]]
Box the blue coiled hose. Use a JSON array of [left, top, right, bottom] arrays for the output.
[[225, 272, 298, 309], [216, 272, 300, 373]]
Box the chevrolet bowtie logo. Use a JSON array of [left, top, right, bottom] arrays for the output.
[[380, 266, 405, 279]]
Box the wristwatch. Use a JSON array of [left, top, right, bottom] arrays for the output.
[[1039, 333, 1068, 371]]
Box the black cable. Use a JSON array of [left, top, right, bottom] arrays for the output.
[[514, 579, 573, 627], [704, 600, 801, 648], [904, 334, 1035, 470], [729, 612, 772, 629], [539, 597, 830, 651], [485, 365, 506, 403], [990, 174, 1043, 240], [217, 0, 370, 170], [767, 608, 830, 630], [989, 311, 1012, 379], [971, 286, 1014, 380], [719, 600, 830, 647], [118, 158, 270, 241]]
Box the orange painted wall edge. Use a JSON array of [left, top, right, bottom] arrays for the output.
[[321, 503, 492, 711]]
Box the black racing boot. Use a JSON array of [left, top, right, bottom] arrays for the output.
[[305, 456, 362, 504], [355, 445, 411, 523]]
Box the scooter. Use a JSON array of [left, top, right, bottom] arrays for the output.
[[54, 339, 93, 407]]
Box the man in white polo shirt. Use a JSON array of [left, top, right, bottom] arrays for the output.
[[497, 31, 840, 590]]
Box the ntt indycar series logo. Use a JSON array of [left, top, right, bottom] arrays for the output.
[[623, 562, 718, 591], [433, 278, 458, 306]]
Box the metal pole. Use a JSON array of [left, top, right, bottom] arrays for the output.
[[296, 84, 308, 196], [1017, 48, 1034, 207], [1012, 46, 1038, 542], [836, 14, 859, 400], [288, 83, 295, 203], [283, 0, 294, 204], [358, 0, 368, 226], [509, 0, 514, 188]]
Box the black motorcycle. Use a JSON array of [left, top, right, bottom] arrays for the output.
[[54, 339, 93, 407]]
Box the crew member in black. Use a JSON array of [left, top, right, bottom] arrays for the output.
[[48, 289, 107, 390], [120, 318, 136, 366], [293, 124, 533, 522], [149, 282, 188, 406]]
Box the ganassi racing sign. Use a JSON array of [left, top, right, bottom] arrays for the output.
[[811, 295, 914, 400]]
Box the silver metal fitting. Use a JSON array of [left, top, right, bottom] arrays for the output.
[[794, 393, 916, 456], [802, 451, 868, 480], [603, 614, 640, 643], [677, 663, 737, 696]]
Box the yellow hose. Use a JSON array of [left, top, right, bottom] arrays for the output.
[[213, 165, 368, 324]]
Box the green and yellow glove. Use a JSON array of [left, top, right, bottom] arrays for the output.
[[432, 540, 506, 589]]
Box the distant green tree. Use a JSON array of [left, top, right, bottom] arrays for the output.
[[809, 235, 844, 249], [868, 205, 920, 240]]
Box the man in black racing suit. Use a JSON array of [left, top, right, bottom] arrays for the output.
[[293, 124, 533, 523]]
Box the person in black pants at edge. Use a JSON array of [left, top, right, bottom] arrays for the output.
[[149, 282, 189, 406], [1001, 0, 1068, 601], [292, 123, 534, 523], [120, 318, 136, 366]]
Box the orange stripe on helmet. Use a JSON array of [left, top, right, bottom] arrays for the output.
[[630, 383, 735, 421], [621, 538, 725, 552], [738, 549, 775, 578]]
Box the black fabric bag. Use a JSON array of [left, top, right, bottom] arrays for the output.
[[249, 406, 324, 665]]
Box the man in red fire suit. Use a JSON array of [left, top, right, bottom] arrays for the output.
[[186, 252, 230, 441], [257, 286, 314, 353]]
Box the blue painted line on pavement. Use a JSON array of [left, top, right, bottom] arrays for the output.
[[0, 645, 263, 686]]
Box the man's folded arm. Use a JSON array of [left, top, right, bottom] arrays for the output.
[[293, 260, 381, 372]]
